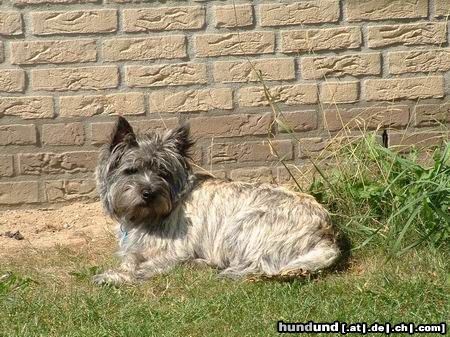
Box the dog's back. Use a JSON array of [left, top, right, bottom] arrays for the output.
[[182, 175, 341, 278]]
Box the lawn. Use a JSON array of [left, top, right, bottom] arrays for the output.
[[0, 244, 449, 337]]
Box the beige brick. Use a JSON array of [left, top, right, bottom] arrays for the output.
[[323, 105, 410, 131], [0, 124, 36, 145], [0, 12, 22, 36], [301, 53, 381, 80], [368, 23, 447, 48], [414, 103, 450, 127], [19, 151, 97, 175], [320, 81, 359, 103], [131, 119, 180, 136], [90, 118, 179, 145], [44, 179, 97, 202], [0, 42, 4, 63], [281, 27, 361, 53], [11, 39, 96, 65], [123, 6, 204, 32], [389, 132, 448, 152], [42, 123, 85, 146], [214, 4, 253, 28], [192, 146, 204, 165], [0, 182, 39, 205], [0, 69, 25, 93], [298, 136, 362, 158], [103, 36, 186, 61], [230, 167, 275, 184], [298, 137, 327, 158], [276, 163, 315, 185], [190, 113, 272, 138], [388, 49, 450, 74], [346, 0, 427, 21], [214, 58, 295, 83], [31, 9, 117, 35], [60, 92, 145, 117], [198, 170, 226, 179], [32, 66, 118, 91], [15, 0, 97, 4], [260, 1, 339, 26], [125, 64, 207, 88], [0, 97, 53, 119], [195, 32, 274, 57], [364, 76, 444, 101], [0, 155, 14, 177], [435, 0, 450, 16], [150, 88, 233, 113], [208, 140, 292, 164], [239, 84, 318, 107], [90, 122, 119, 146], [277, 110, 318, 132]]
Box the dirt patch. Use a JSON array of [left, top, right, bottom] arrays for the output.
[[0, 202, 115, 257]]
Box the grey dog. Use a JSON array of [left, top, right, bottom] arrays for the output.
[[93, 117, 342, 285]]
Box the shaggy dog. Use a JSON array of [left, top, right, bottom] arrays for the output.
[[93, 117, 341, 285]]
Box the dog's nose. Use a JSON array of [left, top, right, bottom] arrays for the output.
[[142, 189, 153, 201]]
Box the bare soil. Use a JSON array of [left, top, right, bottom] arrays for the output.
[[0, 202, 115, 257]]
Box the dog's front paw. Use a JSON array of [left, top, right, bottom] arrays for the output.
[[92, 270, 132, 286]]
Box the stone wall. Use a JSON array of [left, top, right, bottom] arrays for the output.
[[0, 0, 449, 206]]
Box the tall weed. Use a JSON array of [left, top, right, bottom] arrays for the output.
[[308, 134, 450, 256]]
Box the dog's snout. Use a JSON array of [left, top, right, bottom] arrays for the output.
[[142, 189, 153, 201]]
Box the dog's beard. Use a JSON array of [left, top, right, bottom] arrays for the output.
[[110, 184, 173, 226]]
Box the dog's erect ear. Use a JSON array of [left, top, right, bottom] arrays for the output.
[[163, 123, 194, 157], [110, 116, 136, 151]]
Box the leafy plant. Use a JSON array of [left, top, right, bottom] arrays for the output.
[[308, 134, 450, 256]]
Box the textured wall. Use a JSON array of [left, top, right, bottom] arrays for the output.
[[0, 0, 449, 206]]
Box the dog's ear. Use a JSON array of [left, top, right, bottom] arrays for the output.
[[164, 123, 194, 157], [110, 116, 136, 151]]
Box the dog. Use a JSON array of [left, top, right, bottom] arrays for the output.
[[93, 117, 342, 285]]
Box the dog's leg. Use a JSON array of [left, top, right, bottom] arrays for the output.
[[92, 270, 135, 286], [218, 263, 260, 279], [133, 254, 184, 280], [276, 243, 340, 276], [93, 254, 141, 286]]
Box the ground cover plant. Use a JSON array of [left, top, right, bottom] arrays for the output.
[[308, 134, 450, 257]]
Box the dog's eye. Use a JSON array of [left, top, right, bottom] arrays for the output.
[[124, 167, 138, 175]]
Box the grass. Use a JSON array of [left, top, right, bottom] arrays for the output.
[[307, 135, 450, 257], [0, 245, 449, 337]]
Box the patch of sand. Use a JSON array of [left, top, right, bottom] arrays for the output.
[[0, 202, 115, 257]]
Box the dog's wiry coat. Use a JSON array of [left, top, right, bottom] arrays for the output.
[[94, 117, 341, 285]]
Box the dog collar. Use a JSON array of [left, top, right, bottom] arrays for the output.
[[120, 225, 128, 243]]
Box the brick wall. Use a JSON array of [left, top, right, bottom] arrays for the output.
[[0, 0, 449, 207]]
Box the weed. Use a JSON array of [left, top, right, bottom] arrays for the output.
[[308, 135, 449, 256]]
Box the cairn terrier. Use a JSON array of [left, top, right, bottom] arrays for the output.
[[94, 117, 341, 285]]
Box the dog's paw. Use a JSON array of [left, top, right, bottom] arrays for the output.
[[92, 271, 130, 286]]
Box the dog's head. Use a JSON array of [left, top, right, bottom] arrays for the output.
[[96, 117, 194, 226]]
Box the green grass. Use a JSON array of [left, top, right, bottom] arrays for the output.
[[307, 136, 450, 257], [1, 245, 449, 337]]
